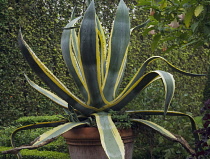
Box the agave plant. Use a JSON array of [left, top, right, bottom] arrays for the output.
[[2, 0, 205, 159]]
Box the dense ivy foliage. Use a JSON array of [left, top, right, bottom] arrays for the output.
[[0, 0, 208, 158]]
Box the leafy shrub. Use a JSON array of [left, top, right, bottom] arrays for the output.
[[126, 80, 198, 158], [0, 126, 17, 147], [189, 99, 210, 158], [132, 117, 193, 159], [0, 126, 67, 152], [0, 116, 68, 153], [0, 146, 69, 159]]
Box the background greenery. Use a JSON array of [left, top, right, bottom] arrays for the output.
[[0, 0, 208, 158]]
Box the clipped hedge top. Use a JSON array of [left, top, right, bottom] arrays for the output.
[[15, 115, 64, 125], [0, 146, 69, 159]]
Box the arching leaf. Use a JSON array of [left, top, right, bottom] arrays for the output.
[[103, 0, 130, 102], [18, 30, 96, 115], [93, 112, 125, 159], [25, 74, 68, 109], [80, 0, 105, 107], [123, 56, 205, 96], [33, 122, 87, 146], [126, 110, 199, 141], [132, 119, 195, 154], [61, 16, 89, 103], [100, 70, 174, 115], [11, 121, 66, 149]]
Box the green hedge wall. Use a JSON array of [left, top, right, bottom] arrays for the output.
[[0, 0, 82, 125]]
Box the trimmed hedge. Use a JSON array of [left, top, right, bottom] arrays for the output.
[[0, 147, 69, 159], [0, 116, 68, 153], [15, 115, 64, 125]]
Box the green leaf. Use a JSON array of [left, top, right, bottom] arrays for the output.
[[11, 121, 66, 148], [18, 30, 97, 115], [154, 11, 161, 21], [61, 16, 89, 103], [24, 74, 68, 109], [126, 110, 199, 142], [156, 71, 175, 114], [100, 70, 173, 112], [191, 21, 199, 33], [9, 120, 66, 159], [194, 5, 204, 17], [207, 139, 210, 146], [80, 0, 105, 108], [18, 31, 72, 103], [142, 56, 205, 77], [194, 116, 203, 129], [33, 122, 87, 146], [96, 16, 107, 85], [137, 0, 151, 6], [103, 0, 130, 102], [151, 34, 161, 52], [204, 25, 210, 36], [130, 19, 150, 33], [125, 56, 205, 93], [159, 0, 167, 10], [7, 122, 87, 157], [132, 119, 195, 154], [121, 56, 160, 91], [181, 40, 200, 48], [92, 112, 125, 159], [184, 7, 194, 28], [100, 56, 205, 112], [133, 119, 176, 139]]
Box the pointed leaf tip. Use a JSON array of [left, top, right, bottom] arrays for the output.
[[18, 29, 23, 40], [88, 0, 95, 8]]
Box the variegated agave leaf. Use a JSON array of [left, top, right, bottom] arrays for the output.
[[93, 112, 125, 159], [131, 119, 195, 154]]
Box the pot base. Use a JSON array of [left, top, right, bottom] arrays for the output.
[[62, 127, 135, 159]]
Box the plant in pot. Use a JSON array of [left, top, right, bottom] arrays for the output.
[[2, 0, 205, 159]]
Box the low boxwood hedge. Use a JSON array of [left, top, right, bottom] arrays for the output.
[[15, 115, 64, 125], [0, 147, 70, 159], [1, 116, 68, 153]]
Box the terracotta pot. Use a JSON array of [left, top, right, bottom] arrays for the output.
[[62, 127, 135, 159]]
